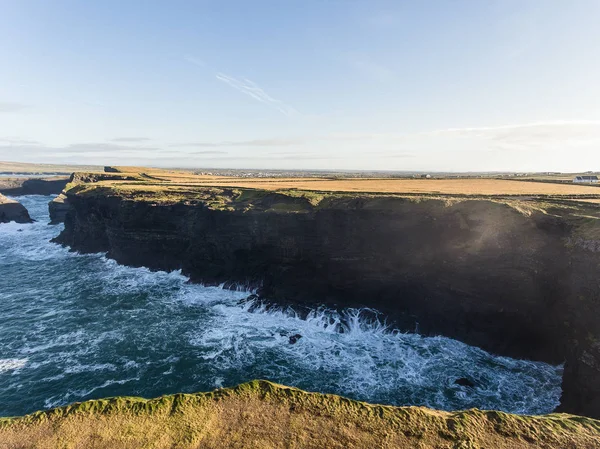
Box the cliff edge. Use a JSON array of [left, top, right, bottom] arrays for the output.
[[0, 177, 68, 196], [1, 380, 599, 449]]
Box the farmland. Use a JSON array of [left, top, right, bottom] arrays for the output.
[[170, 177, 600, 197]]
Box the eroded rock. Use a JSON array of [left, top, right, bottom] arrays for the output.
[[49, 194, 70, 224], [0, 194, 33, 224]]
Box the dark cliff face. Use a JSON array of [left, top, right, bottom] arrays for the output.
[[48, 194, 70, 224], [0, 177, 69, 196], [54, 191, 600, 418]]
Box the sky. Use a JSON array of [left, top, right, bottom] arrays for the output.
[[1, 0, 600, 172]]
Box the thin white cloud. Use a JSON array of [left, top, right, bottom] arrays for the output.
[[0, 102, 28, 113], [215, 72, 297, 116], [0, 137, 40, 145], [418, 120, 600, 157], [183, 55, 297, 116], [429, 120, 600, 135], [111, 137, 152, 143], [172, 138, 306, 148], [191, 150, 229, 155], [0, 142, 165, 155]]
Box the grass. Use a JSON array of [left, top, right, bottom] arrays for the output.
[[0, 161, 104, 174], [172, 178, 600, 196], [1, 380, 599, 449], [63, 171, 600, 203], [62, 173, 600, 216]]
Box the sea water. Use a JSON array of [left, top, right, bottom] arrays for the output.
[[0, 195, 562, 417]]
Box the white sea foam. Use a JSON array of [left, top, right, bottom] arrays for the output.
[[187, 301, 563, 413], [0, 359, 28, 373]]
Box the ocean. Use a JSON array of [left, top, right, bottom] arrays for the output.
[[0, 195, 562, 417]]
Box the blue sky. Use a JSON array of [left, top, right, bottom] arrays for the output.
[[1, 0, 600, 171]]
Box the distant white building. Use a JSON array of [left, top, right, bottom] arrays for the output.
[[573, 175, 599, 183]]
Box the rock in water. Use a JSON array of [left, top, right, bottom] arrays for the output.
[[289, 334, 302, 344], [0, 194, 33, 224], [454, 377, 476, 388]]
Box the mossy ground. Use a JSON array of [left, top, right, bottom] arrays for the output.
[[1, 380, 599, 449]]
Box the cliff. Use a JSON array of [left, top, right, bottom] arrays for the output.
[[0, 177, 69, 196], [0, 194, 32, 223], [1, 380, 599, 448], [53, 178, 600, 419]]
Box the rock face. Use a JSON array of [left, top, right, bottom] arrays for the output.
[[48, 194, 70, 224], [0, 194, 33, 223], [54, 188, 600, 418], [48, 172, 145, 224], [0, 177, 69, 196]]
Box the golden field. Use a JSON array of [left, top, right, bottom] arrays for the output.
[[178, 178, 600, 196]]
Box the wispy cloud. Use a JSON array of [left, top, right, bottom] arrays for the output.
[[183, 54, 297, 116], [0, 142, 165, 155], [110, 137, 152, 143], [215, 73, 297, 116], [429, 120, 600, 135], [191, 150, 229, 155], [172, 138, 306, 148], [423, 120, 600, 154], [0, 102, 28, 113], [62, 143, 164, 153], [0, 137, 40, 145]]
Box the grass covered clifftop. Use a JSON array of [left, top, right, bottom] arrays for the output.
[[60, 171, 600, 245], [60, 170, 600, 216], [2, 380, 599, 449]]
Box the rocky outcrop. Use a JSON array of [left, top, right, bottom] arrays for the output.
[[54, 186, 600, 418], [2, 380, 599, 448], [0, 194, 32, 223], [48, 194, 70, 224], [47, 172, 148, 224], [0, 177, 69, 196]]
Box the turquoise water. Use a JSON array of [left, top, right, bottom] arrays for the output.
[[0, 195, 562, 417]]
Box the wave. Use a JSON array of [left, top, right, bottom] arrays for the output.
[[0, 359, 28, 374]]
